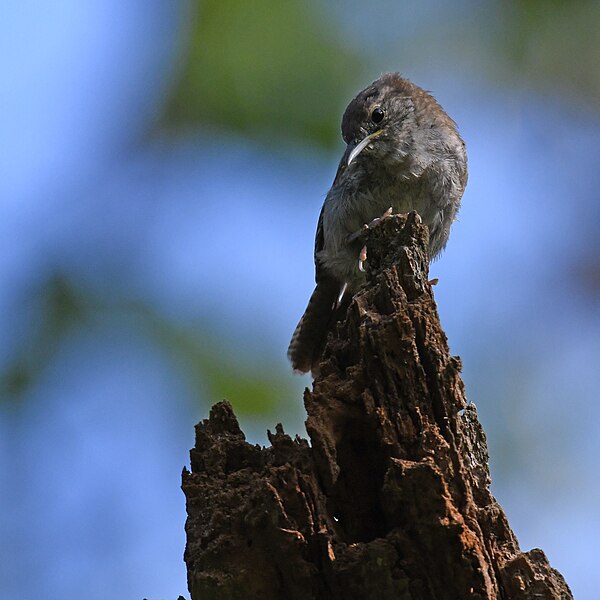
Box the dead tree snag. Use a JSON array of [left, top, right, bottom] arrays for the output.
[[182, 213, 572, 599]]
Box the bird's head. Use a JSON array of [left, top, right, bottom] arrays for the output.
[[340, 73, 457, 170]]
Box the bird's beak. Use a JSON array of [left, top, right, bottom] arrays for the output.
[[346, 129, 384, 166]]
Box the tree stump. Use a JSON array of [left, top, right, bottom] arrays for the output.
[[182, 213, 572, 599]]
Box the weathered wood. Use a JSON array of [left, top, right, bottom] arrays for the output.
[[182, 213, 572, 599]]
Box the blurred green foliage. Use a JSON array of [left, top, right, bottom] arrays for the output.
[[1, 275, 292, 418], [142, 302, 294, 417], [164, 0, 361, 148], [163, 0, 600, 153], [505, 0, 600, 106], [1, 277, 88, 401]]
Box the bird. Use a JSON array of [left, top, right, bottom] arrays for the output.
[[288, 73, 468, 375]]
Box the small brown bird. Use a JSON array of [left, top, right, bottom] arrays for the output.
[[288, 73, 468, 375]]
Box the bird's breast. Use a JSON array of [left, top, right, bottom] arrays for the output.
[[319, 170, 434, 283]]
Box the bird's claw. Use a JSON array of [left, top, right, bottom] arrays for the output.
[[348, 207, 395, 246], [356, 207, 394, 271], [366, 206, 393, 229], [358, 245, 368, 272]]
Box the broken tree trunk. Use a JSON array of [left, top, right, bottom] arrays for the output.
[[182, 213, 572, 599]]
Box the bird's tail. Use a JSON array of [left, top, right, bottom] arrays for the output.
[[288, 278, 347, 375]]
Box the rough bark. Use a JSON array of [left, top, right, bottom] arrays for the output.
[[182, 213, 572, 599]]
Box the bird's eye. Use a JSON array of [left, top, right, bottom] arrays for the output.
[[370, 107, 385, 124]]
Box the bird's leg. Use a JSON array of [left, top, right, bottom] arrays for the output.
[[349, 207, 394, 271]]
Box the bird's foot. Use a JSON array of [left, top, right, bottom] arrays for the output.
[[347, 207, 394, 244], [366, 206, 394, 229], [351, 207, 394, 271]]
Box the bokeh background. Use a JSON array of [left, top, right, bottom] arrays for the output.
[[1, 1, 599, 598]]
